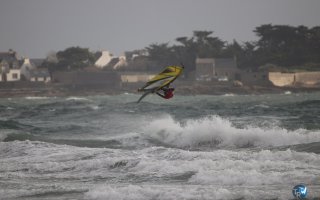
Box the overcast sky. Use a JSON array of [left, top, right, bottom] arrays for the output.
[[1, 0, 319, 58]]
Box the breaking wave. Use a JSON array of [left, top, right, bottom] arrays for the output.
[[142, 115, 320, 148]]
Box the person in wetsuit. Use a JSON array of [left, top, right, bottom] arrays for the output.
[[156, 87, 175, 99]]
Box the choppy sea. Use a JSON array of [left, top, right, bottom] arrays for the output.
[[1, 92, 320, 200]]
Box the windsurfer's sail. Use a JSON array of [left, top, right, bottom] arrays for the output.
[[138, 65, 184, 92], [137, 65, 184, 103]]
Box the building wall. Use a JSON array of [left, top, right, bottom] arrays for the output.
[[240, 71, 270, 85], [121, 74, 155, 83], [0, 70, 19, 82], [30, 77, 51, 82], [214, 58, 238, 79], [195, 58, 215, 79], [215, 67, 238, 78], [52, 71, 120, 87], [196, 58, 238, 81]]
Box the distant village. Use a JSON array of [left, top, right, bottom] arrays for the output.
[[0, 47, 320, 97]]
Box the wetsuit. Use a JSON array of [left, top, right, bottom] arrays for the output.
[[156, 88, 174, 99]]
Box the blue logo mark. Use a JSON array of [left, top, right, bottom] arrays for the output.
[[292, 184, 308, 200]]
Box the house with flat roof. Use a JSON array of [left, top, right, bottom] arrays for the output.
[[195, 57, 238, 81], [29, 69, 51, 82]]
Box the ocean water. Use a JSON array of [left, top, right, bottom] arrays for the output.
[[0, 92, 320, 200]]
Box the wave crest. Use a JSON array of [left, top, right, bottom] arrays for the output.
[[142, 115, 320, 148]]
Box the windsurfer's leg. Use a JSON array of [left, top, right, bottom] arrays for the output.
[[156, 92, 165, 98]]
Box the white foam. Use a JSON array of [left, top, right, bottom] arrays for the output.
[[1, 141, 320, 199], [284, 91, 292, 95], [66, 97, 90, 101], [223, 93, 235, 96], [142, 115, 320, 148], [249, 104, 270, 109], [25, 96, 51, 100], [85, 184, 290, 200], [85, 184, 246, 200], [90, 105, 100, 110], [131, 148, 320, 186], [0, 129, 18, 141]]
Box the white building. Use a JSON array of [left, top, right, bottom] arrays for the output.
[[94, 51, 113, 68], [20, 58, 36, 80], [0, 69, 21, 81], [113, 56, 128, 70], [94, 51, 128, 70]]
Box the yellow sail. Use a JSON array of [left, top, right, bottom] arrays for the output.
[[139, 65, 184, 91]]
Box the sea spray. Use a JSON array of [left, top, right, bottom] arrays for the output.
[[142, 115, 320, 148], [1, 93, 320, 199]]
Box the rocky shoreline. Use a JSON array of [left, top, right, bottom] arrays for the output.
[[0, 82, 320, 98]]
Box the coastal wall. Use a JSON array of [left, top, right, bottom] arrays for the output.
[[240, 71, 271, 86], [269, 72, 295, 86], [52, 71, 120, 88], [120, 74, 154, 83], [269, 72, 320, 87], [295, 72, 320, 86]]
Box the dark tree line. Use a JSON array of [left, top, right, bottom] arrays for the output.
[[253, 24, 320, 70], [45, 25, 320, 73], [43, 47, 97, 72], [144, 25, 320, 72]]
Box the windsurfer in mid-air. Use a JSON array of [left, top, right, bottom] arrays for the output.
[[137, 65, 183, 103], [155, 86, 175, 99]]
